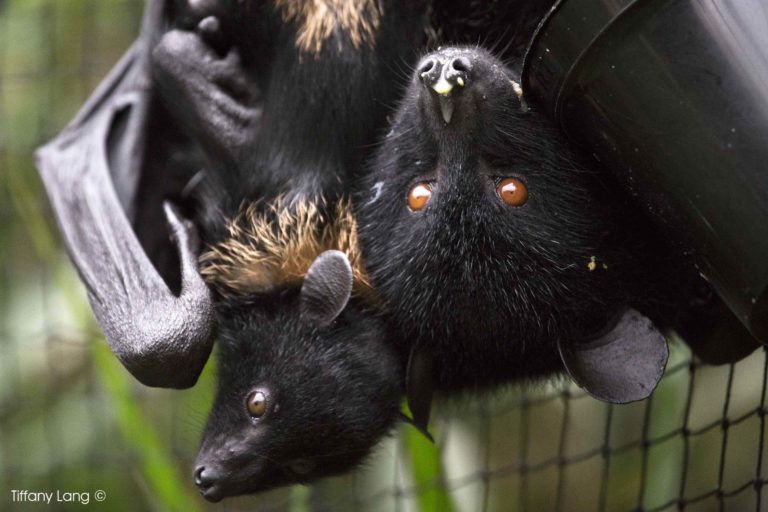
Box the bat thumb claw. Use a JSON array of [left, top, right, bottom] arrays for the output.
[[163, 201, 209, 295], [163, 201, 199, 249]]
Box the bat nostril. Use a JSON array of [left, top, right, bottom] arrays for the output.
[[194, 465, 219, 489], [418, 57, 438, 77], [418, 57, 441, 88], [193, 466, 205, 487], [449, 56, 472, 74]]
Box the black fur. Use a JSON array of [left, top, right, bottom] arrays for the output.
[[428, 0, 556, 63], [155, 0, 429, 236], [357, 46, 699, 393], [152, 0, 428, 500], [196, 292, 401, 499]]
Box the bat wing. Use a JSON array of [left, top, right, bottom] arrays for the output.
[[35, 0, 216, 389], [558, 308, 668, 404]]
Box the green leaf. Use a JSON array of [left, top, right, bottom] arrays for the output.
[[91, 341, 201, 512], [402, 411, 455, 512]]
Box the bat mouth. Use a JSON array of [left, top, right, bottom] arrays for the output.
[[194, 449, 293, 501], [194, 463, 226, 502], [198, 485, 224, 503]]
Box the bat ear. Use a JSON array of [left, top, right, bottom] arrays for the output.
[[558, 308, 668, 404], [300, 250, 353, 326], [403, 345, 435, 443]]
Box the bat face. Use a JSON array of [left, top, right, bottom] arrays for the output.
[[191, 207, 405, 500], [194, 291, 402, 501], [357, 47, 656, 391]]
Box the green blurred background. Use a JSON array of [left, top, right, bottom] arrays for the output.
[[1, 1, 766, 511]]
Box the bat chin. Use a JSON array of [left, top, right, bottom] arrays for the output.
[[198, 480, 259, 503], [205, 480, 286, 502], [198, 485, 225, 503]]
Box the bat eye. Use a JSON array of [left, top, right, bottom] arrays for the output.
[[497, 177, 528, 206], [408, 182, 432, 211], [246, 390, 268, 418]]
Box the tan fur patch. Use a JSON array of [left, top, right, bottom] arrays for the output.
[[200, 197, 370, 298], [274, 0, 382, 55]]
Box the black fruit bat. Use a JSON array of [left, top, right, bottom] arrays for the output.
[[36, 0, 430, 501], [355, 45, 750, 427], [159, 0, 431, 499]]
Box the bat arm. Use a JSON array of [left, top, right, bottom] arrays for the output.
[[36, 44, 216, 389]]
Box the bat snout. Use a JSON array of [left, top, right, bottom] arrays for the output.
[[413, 48, 519, 128], [415, 49, 482, 125], [194, 464, 224, 502], [417, 54, 472, 97]]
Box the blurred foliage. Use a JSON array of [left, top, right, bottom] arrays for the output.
[[1, 1, 210, 510], [1, 1, 767, 511]]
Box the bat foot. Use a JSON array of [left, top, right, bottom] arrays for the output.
[[152, 28, 261, 163], [196, 16, 228, 57]]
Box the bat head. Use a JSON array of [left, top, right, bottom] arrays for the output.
[[194, 251, 402, 501], [357, 47, 660, 391]]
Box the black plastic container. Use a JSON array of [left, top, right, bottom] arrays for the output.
[[523, 0, 768, 343]]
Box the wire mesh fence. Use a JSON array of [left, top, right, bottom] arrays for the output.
[[1, 1, 766, 511]]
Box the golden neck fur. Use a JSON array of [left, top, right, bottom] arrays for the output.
[[200, 197, 370, 298], [274, 0, 382, 55]]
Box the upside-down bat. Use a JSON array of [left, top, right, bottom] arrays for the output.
[[36, 0, 429, 501], [154, 0, 436, 500], [355, 45, 754, 425]]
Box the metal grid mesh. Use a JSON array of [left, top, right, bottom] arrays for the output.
[[1, 1, 766, 511]]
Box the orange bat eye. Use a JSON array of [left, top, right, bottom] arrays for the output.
[[498, 178, 528, 206], [408, 182, 432, 211], [246, 390, 268, 418]]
